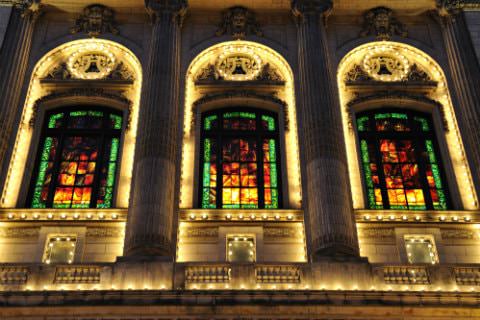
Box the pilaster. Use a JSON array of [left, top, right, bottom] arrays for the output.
[[437, 1, 480, 201], [123, 0, 187, 258], [0, 0, 41, 195], [292, 0, 359, 260]]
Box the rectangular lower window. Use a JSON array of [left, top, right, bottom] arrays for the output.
[[404, 235, 438, 264], [227, 235, 255, 263], [43, 235, 77, 264]]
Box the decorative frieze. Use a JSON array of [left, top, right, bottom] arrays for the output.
[[86, 227, 124, 238], [183, 227, 218, 239], [216, 6, 262, 39], [0, 227, 39, 238], [185, 265, 230, 283], [255, 265, 301, 283], [383, 266, 430, 284], [263, 227, 300, 239], [358, 228, 395, 240], [454, 267, 480, 286], [360, 7, 407, 40], [0, 266, 29, 285], [71, 4, 119, 37], [54, 266, 101, 284], [441, 228, 478, 240]]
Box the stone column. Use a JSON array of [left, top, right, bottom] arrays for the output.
[[0, 0, 41, 189], [123, 0, 186, 258], [437, 3, 480, 200], [292, 0, 359, 259]]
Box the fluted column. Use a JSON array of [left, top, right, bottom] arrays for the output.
[[124, 0, 186, 258], [292, 0, 359, 259], [437, 3, 480, 199], [0, 0, 41, 188]]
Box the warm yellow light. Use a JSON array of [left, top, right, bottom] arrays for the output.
[[180, 41, 302, 209], [1, 39, 142, 208], [337, 41, 478, 210]]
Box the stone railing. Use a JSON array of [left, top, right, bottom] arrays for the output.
[[54, 265, 101, 284], [255, 265, 301, 283], [453, 267, 480, 286], [383, 266, 430, 284], [185, 265, 231, 283], [0, 266, 28, 284]]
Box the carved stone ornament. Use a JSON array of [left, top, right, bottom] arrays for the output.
[[216, 6, 263, 39], [216, 52, 262, 81], [363, 50, 410, 82], [360, 7, 407, 40], [67, 50, 116, 80], [71, 4, 119, 37]]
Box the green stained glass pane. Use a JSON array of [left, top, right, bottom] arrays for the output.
[[262, 115, 276, 131], [70, 111, 87, 117], [109, 138, 119, 162], [435, 189, 447, 210], [270, 163, 278, 188], [224, 111, 255, 119], [360, 140, 370, 163], [357, 116, 369, 132], [88, 111, 103, 117], [40, 137, 53, 161], [204, 138, 211, 162], [367, 188, 376, 208], [72, 203, 89, 208], [414, 116, 430, 131], [48, 113, 63, 128], [241, 204, 258, 209], [431, 164, 443, 189], [53, 203, 70, 208], [269, 139, 276, 162], [410, 205, 427, 210], [223, 204, 240, 209], [106, 163, 116, 188], [363, 163, 373, 188], [390, 205, 408, 210], [374, 113, 407, 120], [425, 140, 437, 163], [202, 163, 210, 187], [201, 188, 211, 208], [110, 114, 123, 129], [31, 187, 46, 208], [266, 189, 279, 209], [204, 115, 217, 130]]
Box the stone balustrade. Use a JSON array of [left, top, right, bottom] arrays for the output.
[[0, 266, 28, 284], [454, 267, 480, 286], [383, 266, 430, 284], [255, 265, 301, 283], [185, 265, 231, 283], [54, 265, 102, 284]]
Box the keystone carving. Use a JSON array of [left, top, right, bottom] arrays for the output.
[[71, 4, 119, 37], [360, 7, 407, 40], [216, 6, 263, 39]]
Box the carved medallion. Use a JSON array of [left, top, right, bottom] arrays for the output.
[[67, 46, 116, 80], [360, 7, 407, 40], [71, 4, 119, 37], [216, 48, 262, 81], [216, 6, 262, 39], [362, 50, 410, 82]]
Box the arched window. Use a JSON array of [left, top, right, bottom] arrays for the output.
[[29, 108, 123, 208], [357, 109, 449, 210], [200, 109, 281, 209]]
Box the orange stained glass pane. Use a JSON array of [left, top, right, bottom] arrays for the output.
[[374, 188, 383, 205], [58, 174, 75, 186], [231, 175, 240, 186], [84, 174, 94, 185], [248, 175, 257, 187], [210, 174, 216, 187], [405, 189, 425, 205], [388, 189, 406, 205], [241, 188, 258, 204], [265, 188, 272, 204], [77, 162, 87, 174], [87, 162, 96, 173], [231, 188, 240, 204], [60, 162, 77, 174], [54, 187, 73, 202], [223, 175, 232, 187], [210, 163, 217, 175]]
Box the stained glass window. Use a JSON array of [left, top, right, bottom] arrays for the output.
[[29, 108, 123, 208], [357, 110, 448, 210], [200, 109, 280, 209]]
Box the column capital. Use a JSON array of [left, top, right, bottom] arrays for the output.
[[292, 0, 332, 18], [436, 0, 465, 17], [15, 0, 42, 20], [145, 0, 187, 24]]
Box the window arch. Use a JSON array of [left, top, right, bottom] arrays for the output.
[[357, 109, 449, 210], [29, 107, 123, 208], [200, 108, 281, 209]]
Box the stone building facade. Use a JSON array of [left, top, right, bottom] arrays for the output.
[[0, 0, 479, 319]]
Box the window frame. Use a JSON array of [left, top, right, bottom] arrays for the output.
[[198, 107, 283, 209], [27, 106, 124, 209], [356, 108, 451, 210]]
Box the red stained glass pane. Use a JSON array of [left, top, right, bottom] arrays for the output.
[[387, 189, 407, 205], [54, 187, 73, 203]]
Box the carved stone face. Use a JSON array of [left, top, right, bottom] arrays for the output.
[[374, 11, 390, 31], [231, 8, 247, 31]]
